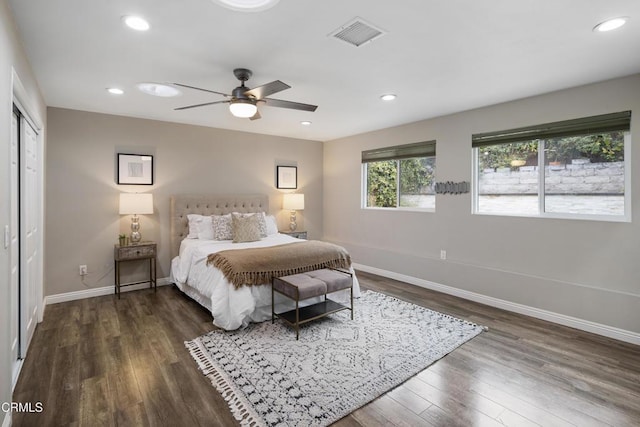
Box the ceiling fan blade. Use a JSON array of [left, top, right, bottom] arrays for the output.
[[174, 100, 229, 111], [249, 110, 262, 121], [172, 83, 230, 97], [244, 80, 290, 99], [263, 98, 318, 112]]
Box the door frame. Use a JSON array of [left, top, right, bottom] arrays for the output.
[[10, 68, 44, 388]]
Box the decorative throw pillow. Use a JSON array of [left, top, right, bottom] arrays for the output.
[[232, 213, 262, 243], [186, 214, 205, 239], [265, 214, 278, 235], [212, 214, 233, 240], [231, 212, 268, 237], [196, 215, 214, 240]]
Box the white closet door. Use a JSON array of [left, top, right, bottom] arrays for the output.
[[20, 117, 40, 357], [10, 111, 19, 373]]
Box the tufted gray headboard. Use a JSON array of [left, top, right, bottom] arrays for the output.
[[170, 194, 269, 259]]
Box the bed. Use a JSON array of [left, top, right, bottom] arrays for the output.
[[169, 194, 360, 330]]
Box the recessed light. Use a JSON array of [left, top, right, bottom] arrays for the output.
[[300, 121, 312, 126], [137, 83, 181, 97], [210, 0, 279, 12], [123, 15, 150, 31], [593, 17, 629, 32], [380, 94, 396, 101], [107, 88, 124, 95]]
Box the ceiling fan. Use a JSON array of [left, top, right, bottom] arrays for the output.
[[173, 68, 318, 120]]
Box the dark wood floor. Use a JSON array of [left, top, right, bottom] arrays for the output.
[[13, 271, 640, 426]]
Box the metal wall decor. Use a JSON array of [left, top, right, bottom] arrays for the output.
[[434, 181, 470, 194]]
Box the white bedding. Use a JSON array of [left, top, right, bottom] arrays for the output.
[[170, 233, 361, 330]]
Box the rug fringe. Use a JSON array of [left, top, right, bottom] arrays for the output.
[[185, 340, 216, 374], [185, 339, 266, 427], [209, 369, 264, 427]]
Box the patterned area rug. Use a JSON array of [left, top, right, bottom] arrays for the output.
[[186, 290, 484, 426]]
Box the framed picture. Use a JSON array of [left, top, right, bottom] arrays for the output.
[[117, 153, 154, 185], [276, 166, 297, 189]]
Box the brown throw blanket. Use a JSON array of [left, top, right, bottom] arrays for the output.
[[207, 241, 351, 289]]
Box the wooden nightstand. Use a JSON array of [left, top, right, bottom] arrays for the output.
[[114, 241, 157, 299], [280, 230, 307, 239]]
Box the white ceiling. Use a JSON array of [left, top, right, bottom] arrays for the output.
[[8, 0, 640, 141]]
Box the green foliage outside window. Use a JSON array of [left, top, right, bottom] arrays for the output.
[[366, 158, 435, 207], [546, 132, 624, 163], [367, 160, 397, 207], [399, 158, 435, 194], [479, 132, 624, 170], [479, 142, 537, 170]]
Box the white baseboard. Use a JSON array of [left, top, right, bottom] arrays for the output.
[[354, 263, 640, 346], [44, 277, 172, 305]]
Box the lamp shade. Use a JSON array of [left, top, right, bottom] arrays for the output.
[[119, 193, 154, 215], [283, 193, 304, 210]]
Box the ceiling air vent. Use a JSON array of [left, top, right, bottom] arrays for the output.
[[329, 17, 386, 47]]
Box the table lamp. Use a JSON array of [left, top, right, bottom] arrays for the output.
[[283, 193, 304, 231], [119, 193, 153, 244]]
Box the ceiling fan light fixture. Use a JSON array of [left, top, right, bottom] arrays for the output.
[[229, 100, 258, 118], [122, 15, 150, 31], [593, 17, 629, 32], [174, 68, 316, 118], [211, 0, 279, 12], [137, 83, 181, 97]]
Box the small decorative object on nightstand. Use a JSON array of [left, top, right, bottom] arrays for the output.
[[114, 241, 157, 298], [280, 230, 307, 239]]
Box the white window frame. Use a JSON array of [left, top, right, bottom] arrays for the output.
[[472, 130, 631, 223], [361, 141, 436, 212]]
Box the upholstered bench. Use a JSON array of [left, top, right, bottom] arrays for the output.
[[272, 268, 353, 339]]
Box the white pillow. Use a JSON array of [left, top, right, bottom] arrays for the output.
[[186, 214, 205, 239], [257, 212, 268, 237], [265, 214, 278, 235], [196, 215, 214, 240]]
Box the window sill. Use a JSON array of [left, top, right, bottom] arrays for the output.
[[473, 210, 631, 223], [362, 207, 435, 213]]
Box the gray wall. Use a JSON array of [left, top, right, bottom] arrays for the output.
[[324, 74, 640, 334], [0, 0, 47, 416], [45, 107, 323, 296]]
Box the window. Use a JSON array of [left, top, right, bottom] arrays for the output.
[[362, 141, 436, 210], [473, 111, 631, 220]]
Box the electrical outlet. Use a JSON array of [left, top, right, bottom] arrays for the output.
[[440, 250, 447, 260], [79, 265, 87, 276]]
